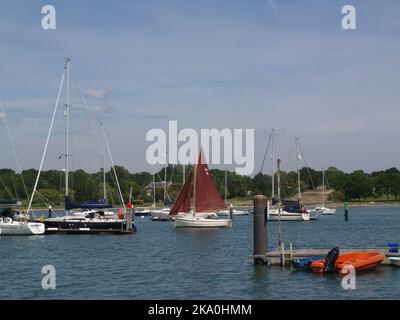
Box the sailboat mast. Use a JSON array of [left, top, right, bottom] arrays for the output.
[[64, 57, 70, 200], [163, 155, 167, 203], [271, 128, 275, 200], [224, 170, 227, 204], [152, 173, 156, 208], [322, 170, 325, 207], [295, 137, 301, 202], [101, 121, 107, 201], [193, 162, 197, 217], [277, 158, 282, 248]]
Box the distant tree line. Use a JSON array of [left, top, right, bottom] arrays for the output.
[[1, 165, 400, 207]]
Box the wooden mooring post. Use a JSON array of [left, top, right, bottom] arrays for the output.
[[253, 195, 268, 265], [125, 207, 134, 232]]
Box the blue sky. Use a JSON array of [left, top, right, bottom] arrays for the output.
[[0, 0, 400, 175]]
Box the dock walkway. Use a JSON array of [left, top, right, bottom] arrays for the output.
[[254, 247, 400, 266]]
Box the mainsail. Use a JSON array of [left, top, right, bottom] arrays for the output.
[[194, 148, 227, 212]]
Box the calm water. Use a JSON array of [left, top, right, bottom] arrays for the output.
[[1, 206, 400, 300]]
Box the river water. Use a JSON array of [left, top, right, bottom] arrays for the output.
[[0, 206, 399, 299]]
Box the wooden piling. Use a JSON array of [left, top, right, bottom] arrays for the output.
[[253, 195, 268, 265], [126, 208, 133, 232]]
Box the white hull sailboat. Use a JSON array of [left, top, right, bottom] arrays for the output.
[[0, 218, 45, 236], [216, 170, 248, 216], [175, 213, 232, 228], [314, 206, 336, 215], [0, 102, 45, 236], [171, 148, 232, 228], [265, 135, 313, 221], [267, 208, 310, 221], [313, 171, 336, 215]]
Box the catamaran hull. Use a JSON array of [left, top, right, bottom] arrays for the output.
[[175, 216, 232, 228], [0, 222, 45, 236]]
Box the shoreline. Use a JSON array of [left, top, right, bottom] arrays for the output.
[[21, 200, 400, 211]]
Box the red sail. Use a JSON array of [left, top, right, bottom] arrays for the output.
[[169, 170, 192, 215], [195, 148, 227, 212]]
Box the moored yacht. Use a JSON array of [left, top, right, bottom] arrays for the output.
[[0, 201, 44, 236], [27, 58, 135, 234]]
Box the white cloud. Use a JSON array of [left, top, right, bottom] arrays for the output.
[[83, 85, 113, 99]]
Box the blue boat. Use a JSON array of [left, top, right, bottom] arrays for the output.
[[291, 256, 326, 271]]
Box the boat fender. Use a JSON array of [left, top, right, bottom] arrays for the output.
[[323, 247, 340, 273], [118, 208, 124, 219]]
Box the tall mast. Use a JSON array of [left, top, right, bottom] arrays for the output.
[[295, 137, 302, 202], [64, 57, 70, 200], [101, 120, 107, 202], [163, 154, 167, 203], [224, 170, 228, 204], [193, 163, 197, 217], [271, 128, 275, 200], [152, 173, 156, 208], [322, 170, 325, 207], [128, 186, 132, 203], [277, 158, 282, 248]]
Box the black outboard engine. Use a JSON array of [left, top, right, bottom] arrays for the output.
[[323, 247, 340, 273]]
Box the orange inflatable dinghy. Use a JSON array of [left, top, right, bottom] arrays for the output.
[[311, 251, 385, 273]]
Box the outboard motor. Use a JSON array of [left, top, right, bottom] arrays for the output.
[[323, 247, 340, 273]]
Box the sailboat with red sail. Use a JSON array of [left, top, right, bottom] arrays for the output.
[[171, 147, 232, 228]]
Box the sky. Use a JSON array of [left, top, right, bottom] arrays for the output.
[[0, 0, 399, 176]]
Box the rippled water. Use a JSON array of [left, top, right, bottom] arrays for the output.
[[0, 206, 399, 299]]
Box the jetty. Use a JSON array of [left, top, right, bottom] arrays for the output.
[[252, 195, 399, 266]]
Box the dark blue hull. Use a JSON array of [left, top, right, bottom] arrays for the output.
[[291, 256, 325, 271]]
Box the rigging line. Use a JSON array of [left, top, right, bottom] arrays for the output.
[[325, 172, 336, 203], [104, 133, 125, 209], [69, 64, 103, 155], [72, 137, 102, 201], [0, 176, 14, 198], [0, 99, 29, 200], [297, 138, 316, 191], [156, 172, 172, 202], [69, 66, 105, 202], [28, 70, 65, 214], [168, 164, 175, 182], [35, 190, 57, 207], [254, 129, 273, 193], [259, 129, 273, 174]]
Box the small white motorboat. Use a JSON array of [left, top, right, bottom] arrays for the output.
[[389, 256, 400, 267]]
